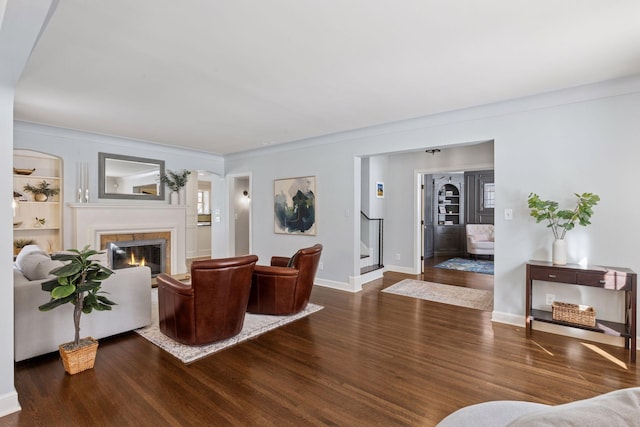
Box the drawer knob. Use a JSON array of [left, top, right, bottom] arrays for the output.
[[599, 279, 607, 284], [548, 274, 557, 278]]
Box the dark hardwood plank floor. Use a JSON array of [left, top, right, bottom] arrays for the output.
[[5, 268, 639, 426]]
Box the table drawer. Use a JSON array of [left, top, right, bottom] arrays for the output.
[[530, 267, 576, 284], [577, 272, 633, 290]]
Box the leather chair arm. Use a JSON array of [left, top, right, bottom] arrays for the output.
[[254, 264, 298, 277], [155, 273, 194, 296], [270, 256, 291, 267]]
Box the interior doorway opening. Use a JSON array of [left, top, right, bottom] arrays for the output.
[[230, 175, 251, 256]]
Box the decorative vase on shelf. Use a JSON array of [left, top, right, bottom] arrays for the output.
[[34, 193, 48, 202], [170, 191, 179, 205], [552, 239, 567, 265], [178, 187, 186, 205]]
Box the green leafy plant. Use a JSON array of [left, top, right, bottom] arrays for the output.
[[160, 169, 191, 192], [527, 192, 600, 240], [23, 180, 60, 197], [38, 246, 116, 347], [14, 238, 35, 249]]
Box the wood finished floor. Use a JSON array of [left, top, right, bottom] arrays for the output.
[[5, 260, 640, 426]]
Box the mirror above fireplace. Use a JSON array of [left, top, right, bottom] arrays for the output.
[[98, 153, 165, 200]]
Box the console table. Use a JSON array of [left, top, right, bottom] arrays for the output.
[[525, 261, 636, 363]]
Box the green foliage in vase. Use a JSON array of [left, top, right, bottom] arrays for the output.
[[527, 192, 600, 240], [160, 169, 191, 192], [38, 246, 115, 348], [23, 180, 60, 197]]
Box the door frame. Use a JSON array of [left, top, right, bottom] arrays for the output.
[[227, 172, 252, 257], [414, 163, 493, 274]]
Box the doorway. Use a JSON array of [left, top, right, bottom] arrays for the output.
[[419, 169, 494, 291], [229, 174, 251, 256]]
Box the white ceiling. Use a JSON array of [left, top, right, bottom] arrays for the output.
[[14, 1, 640, 155]]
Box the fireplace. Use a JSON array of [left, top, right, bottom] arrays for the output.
[[69, 204, 187, 275], [107, 239, 166, 277]]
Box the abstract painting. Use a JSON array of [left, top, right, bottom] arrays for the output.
[[274, 176, 316, 235]]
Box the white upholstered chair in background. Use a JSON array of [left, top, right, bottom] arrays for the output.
[[465, 224, 494, 259]]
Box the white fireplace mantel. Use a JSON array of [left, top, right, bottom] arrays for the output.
[[68, 203, 187, 274]]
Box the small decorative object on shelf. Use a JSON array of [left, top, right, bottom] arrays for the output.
[[23, 180, 60, 202], [76, 161, 89, 203], [38, 246, 115, 374], [527, 192, 600, 265], [35, 217, 46, 227], [13, 167, 35, 175]]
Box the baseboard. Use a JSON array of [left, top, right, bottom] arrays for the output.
[[0, 389, 21, 418], [315, 278, 356, 292], [491, 311, 524, 327], [385, 264, 419, 275]]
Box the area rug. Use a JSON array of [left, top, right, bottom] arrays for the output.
[[382, 279, 493, 311], [135, 290, 323, 364], [433, 257, 494, 275]]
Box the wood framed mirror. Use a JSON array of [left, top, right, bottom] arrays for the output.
[[98, 153, 165, 200]]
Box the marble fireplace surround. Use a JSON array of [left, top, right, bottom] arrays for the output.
[[68, 203, 187, 275]]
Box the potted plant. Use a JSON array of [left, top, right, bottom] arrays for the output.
[[527, 192, 600, 265], [23, 180, 60, 202], [38, 245, 115, 374], [160, 169, 191, 204]]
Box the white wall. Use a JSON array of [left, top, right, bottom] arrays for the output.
[[13, 122, 225, 251], [0, 0, 58, 417], [225, 76, 640, 340]]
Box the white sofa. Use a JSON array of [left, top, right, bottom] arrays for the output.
[[465, 223, 495, 259], [436, 387, 640, 426], [14, 245, 152, 362]]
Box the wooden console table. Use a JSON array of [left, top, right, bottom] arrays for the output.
[[526, 260, 637, 363]]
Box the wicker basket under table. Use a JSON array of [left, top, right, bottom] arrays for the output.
[[552, 301, 596, 327]]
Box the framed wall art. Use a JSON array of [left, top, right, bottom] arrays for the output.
[[376, 182, 384, 198], [274, 176, 316, 235]]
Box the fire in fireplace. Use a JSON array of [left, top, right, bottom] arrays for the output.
[[107, 239, 166, 277]]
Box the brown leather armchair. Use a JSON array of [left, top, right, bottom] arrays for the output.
[[247, 244, 322, 315], [156, 255, 258, 345]]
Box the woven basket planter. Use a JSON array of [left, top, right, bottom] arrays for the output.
[[59, 337, 98, 375], [552, 301, 596, 327]]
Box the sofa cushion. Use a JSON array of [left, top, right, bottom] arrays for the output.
[[15, 245, 64, 281], [507, 387, 640, 427], [15, 244, 47, 267], [437, 401, 549, 427]]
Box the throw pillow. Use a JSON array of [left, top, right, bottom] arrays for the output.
[[15, 244, 48, 268], [30, 258, 65, 281], [16, 250, 64, 281]]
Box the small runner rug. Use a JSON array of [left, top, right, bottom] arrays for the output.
[[135, 290, 323, 364], [433, 257, 494, 275], [382, 279, 493, 311]]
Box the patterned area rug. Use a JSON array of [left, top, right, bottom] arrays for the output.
[[382, 279, 493, 311], [135, 290, 323, 364], [433, 257, 494, 275]]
